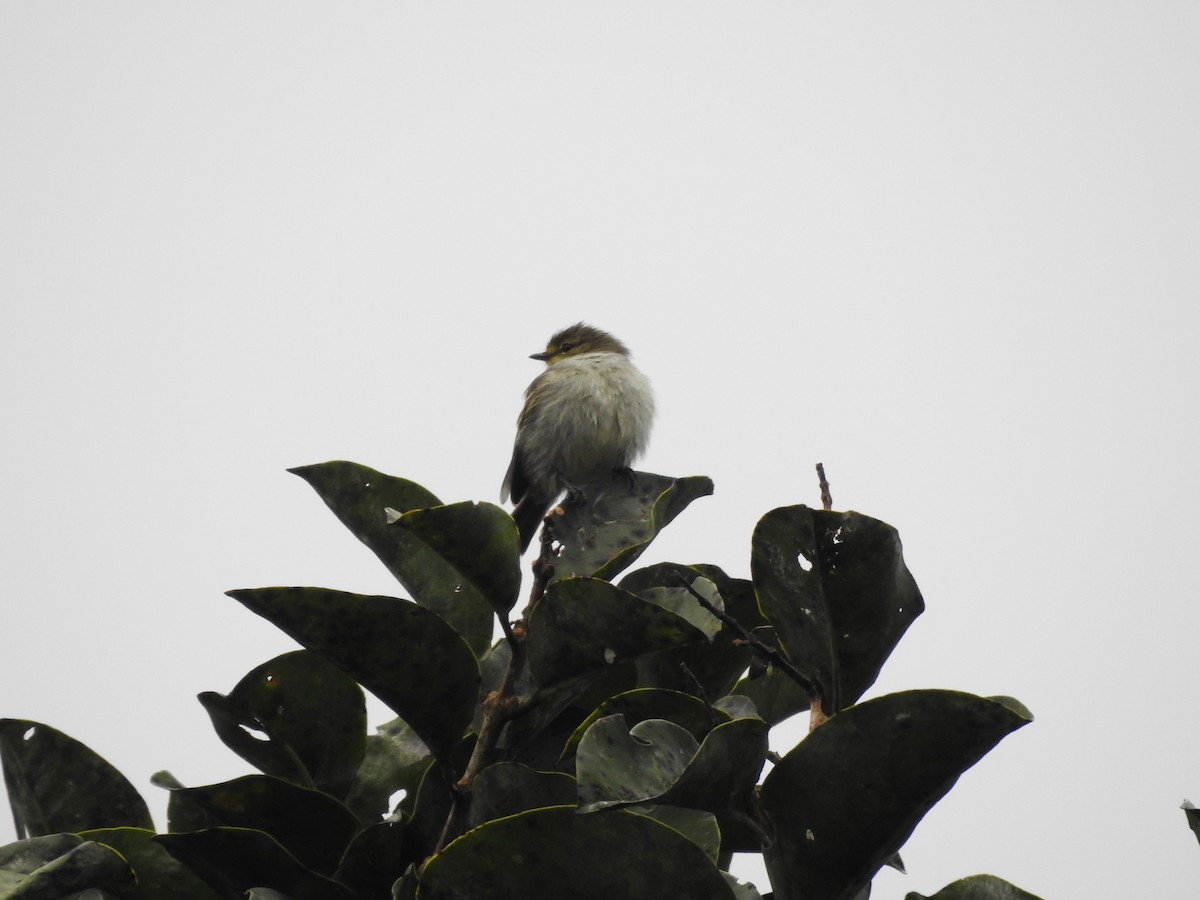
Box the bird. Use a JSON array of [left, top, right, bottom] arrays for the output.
[[502, 323, 655, 551]]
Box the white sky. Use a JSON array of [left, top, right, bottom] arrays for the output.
[[2, 3, 1198, 896]]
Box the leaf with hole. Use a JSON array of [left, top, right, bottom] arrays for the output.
[[0, 719, 152, 837], [751, 506, 923, 714]]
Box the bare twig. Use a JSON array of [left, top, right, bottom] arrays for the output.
[[808, 697, 829, 732], [521, 522, 556, 620], [677, 662, 722, 729], [432, 534, 554, 857], [432, 636, 526, 856], [816, 462, 832, 511], [672, 573, 820, 703]]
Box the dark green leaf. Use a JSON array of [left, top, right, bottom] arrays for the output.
[[723, 871, 768, 900], [166, 776, 360, 875], [197, 650, 366, 799], [712, 694, 759, 719], [576, 716, 699, 812], [561, 688, 723, 763], [289, 461, 492, 656], [467, 762, 577, 828], [155, 828, 355, 900], [549, 471, 713, 582], [657, 716, 768, 814], [527, 578, 708, 686], [417, 806, 736, 900], [492, 668, 618, 768], [392, 747, 462, 867], [392, 501, 521, 618], [0, 719, 152, 837], [751, 506, 924, 714], [78, 827, 224, 900], [1183, 800, 1200, 847], [760, 690, 1031, 900], [628, 804, 721, 863], [246, 890, 294, 900], [332, 820, 407, 899], [626, 565, 762, 700], [227, 587, 479, 762], [730, 635, 813, 729], [905, 874, 1044, 899], [0, 834, 82, 888], [0, 834, 134, 898], [343, 718, 431, 825], [619, 563, 724, 639]]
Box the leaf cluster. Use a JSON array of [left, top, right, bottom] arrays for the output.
[[1, 461, 1040, 900]]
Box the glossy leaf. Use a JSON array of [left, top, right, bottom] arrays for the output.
[[197, 650, 366, 799], [227, 587, 479, 762], [625, 565, 762, 700], [527, 578, 708, 686], [0, 833, 134, 898], [418, 805, 736, 900], [392, 501, 521, 618], [1183, 799, 1200, 847], [724, 871, 768, 900], [155, 828, 355, 900], [730, 626, 812, 727], [166, 775, 361, 875], [657, 716, 768, 814], [618, 563, 724, 639], [760, 690, 1031, 900], [751, 506, 924, 714], [0, 719, 152, 837], [289, 461, 492, 656], [79, 827, 224, 900], [561, 688, 723, 763], [467, 762, 577, 828], [333, 820, 407, 899], [629, 804, 721, 864], [549, 471, 714, 582], [576, 716, 699, 812], [905, 874, 1044, 899], [575, 711, 766, 822], [342, 718, 431, 825], [491, 667, 618, 767], [392, 747, 461, 867], [1, 834, 81, 892]]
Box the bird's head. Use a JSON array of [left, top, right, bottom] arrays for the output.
[[531, 323, 630, 364]]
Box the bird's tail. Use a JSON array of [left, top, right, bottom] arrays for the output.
[[512, 496, 552, 552]]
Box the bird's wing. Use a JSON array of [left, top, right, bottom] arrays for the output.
[[500, 375, 545, 504]]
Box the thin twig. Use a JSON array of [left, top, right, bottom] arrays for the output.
[[432, 534, 553, 857], [677, 662, 722, 728], [520, 522, 556, 620], [816, 462, 832, 511], [431, 642, 524, 856], [672, 573, 820, 702]]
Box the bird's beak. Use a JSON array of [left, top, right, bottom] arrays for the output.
[[530, 351, 552, 361]]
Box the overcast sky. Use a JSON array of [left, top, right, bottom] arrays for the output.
[[2, 4, 1198, 897]]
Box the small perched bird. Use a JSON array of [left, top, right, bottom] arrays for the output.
[[502, 323, 655, 550]]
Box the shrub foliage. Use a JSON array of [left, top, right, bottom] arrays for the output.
[[0, 461, 1040, 900]]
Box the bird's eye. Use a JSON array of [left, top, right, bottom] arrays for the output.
[[559, 341, 575, 353]]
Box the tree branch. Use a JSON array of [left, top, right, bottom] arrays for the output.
[[673, 573, 820, 703], [816, 462, 832, 511], [432, 528, 556, 856]]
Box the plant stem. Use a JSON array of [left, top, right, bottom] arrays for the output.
[[431, 532, 554, 855], [816, 462, 833, 511], [673, 572, 820, 704]]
